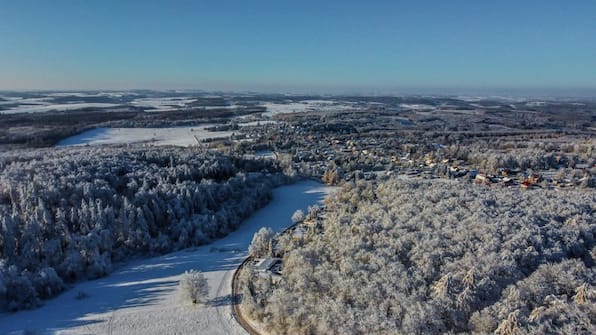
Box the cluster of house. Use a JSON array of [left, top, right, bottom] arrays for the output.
[[236, 121, 595, 189], [394, 155, 594, 190], [472, 167, 594, 189]]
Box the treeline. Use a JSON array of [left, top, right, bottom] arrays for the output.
[[463, 143, 595, 173], [0, 146, 286, 311], [241, 178, 595, 334]]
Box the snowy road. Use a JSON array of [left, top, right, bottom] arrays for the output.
[[0, 180, 333, 335]]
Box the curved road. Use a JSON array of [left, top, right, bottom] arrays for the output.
[[231, 257, 261, 335]]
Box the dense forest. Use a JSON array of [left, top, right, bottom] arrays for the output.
[[0, 146, 286, 311], [241, 178, 595, 334]]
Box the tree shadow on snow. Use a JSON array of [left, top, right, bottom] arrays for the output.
[[207, 293, 241, 307]]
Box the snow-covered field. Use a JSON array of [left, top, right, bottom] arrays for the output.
[[130, 97, 240, 112], [0, 93, 365, 116], [45, 92, 128, 98], [0, 102, 121, 114], [0, 93, 233, 114], [0, 181, 334, 335], [130, 97, 197, 112], [56, 126, 234, 147], [261, 100, 355, 117], [398, 103, 436, 111], [0, 97, 52, 106]]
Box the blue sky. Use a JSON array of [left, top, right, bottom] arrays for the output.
[[1, 1, 595, 94]]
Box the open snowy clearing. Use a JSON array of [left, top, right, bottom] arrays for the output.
[[56, 126, 235, 147], [0, 180, 334, 335]]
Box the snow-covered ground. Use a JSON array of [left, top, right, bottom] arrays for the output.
[[260, 102, 313, 116], [45, 92, 129, 98], [0, 97, 122, 114], [398, 103, 436, 111], [130, 97, 197, 112], [261, 100, 354, 117], [244, 150, 276, 160], [236, 120, 279, 127], [56, 126, 234, 147], [0, 180, 334, 335], [129, 97, 238, 112], [0, 93, 229, 114], [0, 97, 53, 106]]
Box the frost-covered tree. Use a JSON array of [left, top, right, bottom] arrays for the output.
[[0, 146, 287, 311], [249, 227, 275, 258], [179, 269, 209, 304], [242, 178, 596, 335], [291, 209, 305, 224]]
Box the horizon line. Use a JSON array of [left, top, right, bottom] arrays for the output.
[[1, 86, 595, 99]]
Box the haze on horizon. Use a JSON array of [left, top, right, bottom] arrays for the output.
[[1, 1, 595, 96]]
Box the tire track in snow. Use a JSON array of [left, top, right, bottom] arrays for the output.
[[213, 269, 235, 334]]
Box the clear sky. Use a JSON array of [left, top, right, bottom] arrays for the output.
[[1, 0, 595, 94]]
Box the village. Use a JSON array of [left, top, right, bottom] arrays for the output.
[[232, 99, 596, 291], [228, 109, 595, 191]]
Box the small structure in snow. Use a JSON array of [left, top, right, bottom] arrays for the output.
[[255, 257, 281, 273]]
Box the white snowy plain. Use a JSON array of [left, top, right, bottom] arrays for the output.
[[56, 126, 234, 147], [0, 180, 333, 335]]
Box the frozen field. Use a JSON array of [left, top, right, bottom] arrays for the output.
[[261, 100, 355, 117], [0, 181, 334, 335], [56, 126, 234, 147]]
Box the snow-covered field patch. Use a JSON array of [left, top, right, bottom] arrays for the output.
[[0, 103, 121, 114], [261, 100, 354, 117], [46, 92, 130, 98], [0, 181, 334, 335], [399, 103, 436, 111], [131, 97, 197, 112], [56, 126, 234, 147], [0, 97, 53, 106]]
